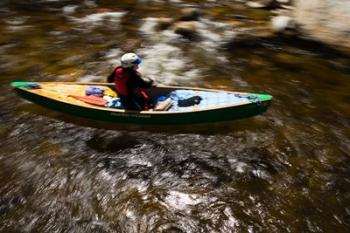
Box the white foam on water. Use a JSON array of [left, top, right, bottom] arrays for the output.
[[6, 25, 33, 31], [139, 17, 180, 43], [127, 157, 152, 167], [62, 5, 78, 15], [139, 18, 158, 35], [104, 48, 122, 66], [76, 12, 126, 25], [194, 19, 235, 53], [138, 43, 197, 84], [223, 207, 240, 229], [84, 0, 97, 8], [68, 11, 126, 30], [125, 209, 136, 220], [232, 161, 247, 173], [106, 16, 235, 84], [4, 16, 31, 31], [164, 190, 202, 211], [138, 18, 200, 83], [4, 16, 29, 26]]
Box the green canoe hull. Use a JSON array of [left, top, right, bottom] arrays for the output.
[[13, 87, 271, 125]]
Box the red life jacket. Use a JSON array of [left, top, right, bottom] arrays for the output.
[[113, 66, 130, 96], [112, 66, 152, 110]]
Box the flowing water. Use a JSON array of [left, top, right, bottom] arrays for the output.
[[1, 1, 350, 232]]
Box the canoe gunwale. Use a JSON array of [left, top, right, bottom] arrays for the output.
[[12, 82, 271, 115], [11, 81, 272, 124]]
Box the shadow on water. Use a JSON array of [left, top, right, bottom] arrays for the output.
[[86, 132, 141, 152], [16, 102, 272, 135]]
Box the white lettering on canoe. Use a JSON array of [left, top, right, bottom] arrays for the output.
[[110, 112, 152, 118]]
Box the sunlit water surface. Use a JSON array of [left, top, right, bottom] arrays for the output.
[[1, 1, 350, 232]]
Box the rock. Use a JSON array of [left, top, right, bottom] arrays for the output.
[[246, 0, 280, 9], [173, 21, 197, 39], [224, 26, 275, 49], [157, 17, 174, 30], [179, 8, 201, 21], [271, 15, 295, 33], [276, 0, 289, 3], [246, 0, 291, 9], [293, 0, 350, 53], [246, 1, 269, 9]]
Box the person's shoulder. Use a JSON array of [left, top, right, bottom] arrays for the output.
[[136, 70, 141, 76], [115, 66, 124, 74]]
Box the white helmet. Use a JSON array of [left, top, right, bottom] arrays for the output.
[[120, 53, 142, 68]]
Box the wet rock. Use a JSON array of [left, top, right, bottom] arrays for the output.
[[179, 8, 201, 21], [276, 0, 289, 3], [246, 0, 291, 9], [246, 0, 280, 9], [224, 26, 275, 48], [293, 0, 350, 53], [156, 17, 175, 30], [271, 15, 295, 33], [246, 1, 270, 9], [173, 21, 197, 40]]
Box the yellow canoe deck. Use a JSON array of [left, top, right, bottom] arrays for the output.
[[28, 83, 117, 109]]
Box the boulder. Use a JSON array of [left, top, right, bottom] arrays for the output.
[[157, 17, 174, 30], [179, 8, 201, 21], [246, 1, 271, 9], [224, 26, 275, 49], [246, 0, 281, 9], [173, 21, 197, 39], [293, 0, 350, 53], [276, 0, 289, 3], [271, 15, 295, 33]]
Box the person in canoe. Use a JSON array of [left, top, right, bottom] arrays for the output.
[[107, 52, 154, 110]]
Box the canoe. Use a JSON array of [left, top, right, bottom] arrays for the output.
[[10, 81, 272, 125]]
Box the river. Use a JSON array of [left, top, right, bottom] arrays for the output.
[[1, 1, 350, 232]]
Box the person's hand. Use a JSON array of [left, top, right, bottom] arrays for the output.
[[145, 77, 158, 87], [151, 78, 159, 87]]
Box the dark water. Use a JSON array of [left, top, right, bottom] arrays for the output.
[[1, 1, 350, 232]]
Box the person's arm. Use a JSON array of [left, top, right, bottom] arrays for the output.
[[106, 70, 115, 83], [135, 72, 154, 88]]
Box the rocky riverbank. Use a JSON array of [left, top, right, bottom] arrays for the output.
[[245, 0, 350, 53], [293, 0, 350, 53], [150, 0, 350, 54]]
